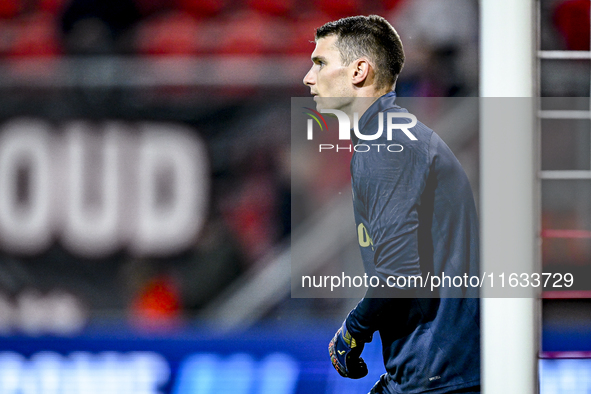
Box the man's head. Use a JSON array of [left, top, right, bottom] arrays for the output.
[[303, 15, 404, 105]]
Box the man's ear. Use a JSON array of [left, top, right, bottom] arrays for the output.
[[351, 58, 371, 85]]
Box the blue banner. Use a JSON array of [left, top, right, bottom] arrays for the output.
[[0, 321, 385, 394]]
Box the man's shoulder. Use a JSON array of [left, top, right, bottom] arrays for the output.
[[357, 105, 434, 160], [363, 95, 435, 142]]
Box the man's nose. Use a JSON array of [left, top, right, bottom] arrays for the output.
[[303, 68, 315, 86]]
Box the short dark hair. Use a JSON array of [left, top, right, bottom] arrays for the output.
[[315, 15, 405, 90]]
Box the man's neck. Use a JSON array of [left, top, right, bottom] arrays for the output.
[[344, 94, 383, 126]]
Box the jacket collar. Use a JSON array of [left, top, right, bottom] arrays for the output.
[[356, 91, 397, 134]]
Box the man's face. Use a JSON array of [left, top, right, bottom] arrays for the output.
[[303, 35, 355, 110]]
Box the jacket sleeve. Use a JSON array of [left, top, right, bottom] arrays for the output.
[[345, 284, 402, 342], [354, 134, 431, 281]]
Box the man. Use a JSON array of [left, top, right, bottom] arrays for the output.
[[303, 16, 481, 393]]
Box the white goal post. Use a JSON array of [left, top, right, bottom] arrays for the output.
[[480, 0, 538, 393]]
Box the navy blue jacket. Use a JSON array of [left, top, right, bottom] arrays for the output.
[[346, 92, 480, 393]]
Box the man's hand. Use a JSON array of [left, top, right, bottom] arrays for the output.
[[328, 320, 369, 379]]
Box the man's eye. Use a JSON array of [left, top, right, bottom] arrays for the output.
[[318, 61, 325, 68]]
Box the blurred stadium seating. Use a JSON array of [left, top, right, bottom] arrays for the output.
[[0, 0, 479, 329]]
